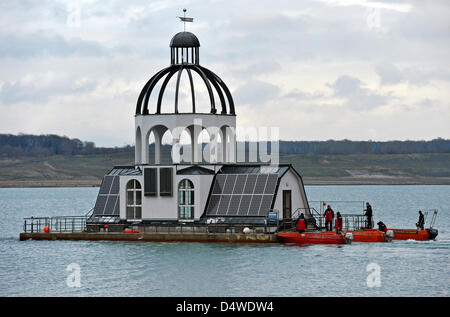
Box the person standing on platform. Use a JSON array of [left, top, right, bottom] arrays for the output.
[[364, 202, 373, 229], [335, 212, 343, 234], [323, 205, 334, 231], [296, 213, 306, 233], [416, 210, 425, 230]]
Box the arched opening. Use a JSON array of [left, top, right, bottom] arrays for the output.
[[146, 125, 168, 164], [220, 125, 236, 163], [135, 127, 142, 165], [178, 179, 194, 220], [126, 179, 142, 220], [199, 127, 222, 163], [161, 129, 174, 164], [179, 128, 192, 163]]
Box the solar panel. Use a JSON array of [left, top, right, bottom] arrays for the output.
[[205, 173, 278, 217], [223, 175, 237, 194], [227, 195, 242, 216], [93, 175, 120, 216], [248, 195, 264, 216], [212, 175, 226, 194], [233, 174, 247, 194], [243, 174, 257, 194], [94, 195, 107, 214], [237, 195, 252, 215], [260, 195, 274, 215], [110, 176, 119, 194], [99, 176, 113, 194], [253, 174, 268, 194], [217, 195, 231, 215], [264, 174, 278, 194], [207, 195, 221, 215]]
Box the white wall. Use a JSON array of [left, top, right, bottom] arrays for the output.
[[273, 168, 309, 220], [119, 165, 216, 221]]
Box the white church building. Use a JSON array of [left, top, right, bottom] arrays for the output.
[[89, 30, 311, 231]]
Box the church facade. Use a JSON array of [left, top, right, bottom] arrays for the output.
[[90, 30, 311, 230]]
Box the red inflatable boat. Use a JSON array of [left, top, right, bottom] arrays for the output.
[[390, 228, 438, 241], [351, 229, 388, 242], [277, 231, 353, 245]]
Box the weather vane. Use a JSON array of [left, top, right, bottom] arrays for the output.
[[177, 8, 193, 32]]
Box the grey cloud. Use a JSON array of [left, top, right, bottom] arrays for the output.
[[375, 62, 403, 85], [232, 60, 282, 79], [328, 75, 391, 110], [282, 89, 324, 100], [0, 77, 98, 104], [233, 80, 280, 105], [376, 62, 450, 86], [0, 32, 108, 58]]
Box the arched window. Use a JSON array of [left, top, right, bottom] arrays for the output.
[[178, 179, 194, 220], [126, 179, 142, 220]]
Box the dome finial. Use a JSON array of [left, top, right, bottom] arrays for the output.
[[177, 8, 193, 32]]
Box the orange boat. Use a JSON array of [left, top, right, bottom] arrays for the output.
[[351, 229, 389, 242], [277, 231, 353, 245], [390, 228, 438, 241]]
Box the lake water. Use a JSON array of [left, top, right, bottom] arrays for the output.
[[0, 185, 448, 297]]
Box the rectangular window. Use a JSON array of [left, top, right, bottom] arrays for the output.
[[136, 191, 142, 205], [144, 168, 157, 196], [135, 207, 142, 219], [127, 191, 134, 205], [126, 207, 134, 219], [159, 167, 173, 196]]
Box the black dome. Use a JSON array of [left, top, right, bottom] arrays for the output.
[[136, 31, 234, 116], [170, 32, 200, 47], [135, 65, 235, 116]]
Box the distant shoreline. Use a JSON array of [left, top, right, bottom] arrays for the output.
[[1, 177, 449, 188]]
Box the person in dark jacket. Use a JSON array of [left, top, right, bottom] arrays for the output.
[[296, 213, 306, 233], [364, 202, 373, 229], [416, 210, 425, 230], [323, 205, 334, 231], [335, 212, 343, 234], [377, 221, 387, 232]]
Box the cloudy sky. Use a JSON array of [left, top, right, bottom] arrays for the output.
[[0, 0, 449, 146]]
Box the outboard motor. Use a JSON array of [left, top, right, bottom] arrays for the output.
[[344, 232, 353, 244], [427, 228, 438, 240], [385, 230, 394, 242]]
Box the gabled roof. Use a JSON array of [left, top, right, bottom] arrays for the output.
[[177, 165, 215, 175]]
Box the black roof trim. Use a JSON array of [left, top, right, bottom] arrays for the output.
[[177, 165, 215, 175]]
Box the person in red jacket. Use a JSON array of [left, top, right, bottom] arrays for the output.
[[335, 212, 343, 234], [323, 205, 334, 231], [296, 213, 306, 233]]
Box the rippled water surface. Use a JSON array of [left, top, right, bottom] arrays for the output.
[[0, 185, 448, 296]]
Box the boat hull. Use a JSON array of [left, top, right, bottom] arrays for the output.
[[351, 229, 386, 242], [277, 231, 347, 245], [389, 228, 437, 241]]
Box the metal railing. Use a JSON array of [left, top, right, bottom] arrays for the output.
[[284, 207, 371, 232], [23, 216, 88, 233], [340, 214, 371, 231]]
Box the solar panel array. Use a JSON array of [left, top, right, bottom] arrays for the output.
[[205, 173, 278, 217], [108, 168, 141, 176], [93, 175, 120, 216]]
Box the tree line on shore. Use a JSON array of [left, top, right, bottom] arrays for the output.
[[0, 133, 449, 158]]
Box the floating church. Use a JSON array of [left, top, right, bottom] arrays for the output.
[[20, 17, 439, 244], [87, 28, 311, 232]]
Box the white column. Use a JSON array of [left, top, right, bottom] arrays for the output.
[[135, 127, 142, 165], [220, 126, 227, 163], [189, 125, 202, 164]]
